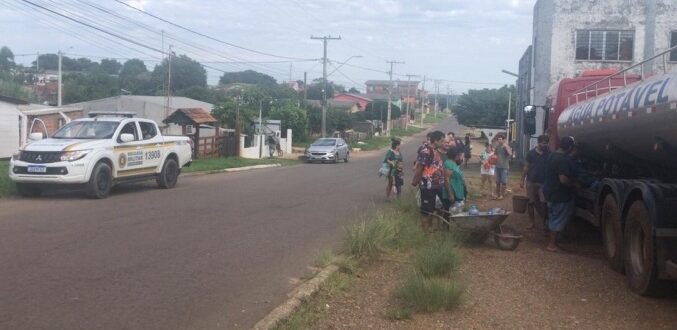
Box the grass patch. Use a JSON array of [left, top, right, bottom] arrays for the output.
[[0, 161, 15, 197], [383, 307, 412, 320], [394, 272, 463, 312], [314, 249, 336, 268], [412, 237, 459, 278], [343, 191, 427, 259], [182, 157, 299, 173], [423, 112, 449, 124]]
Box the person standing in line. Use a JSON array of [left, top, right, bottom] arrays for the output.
[[412, 130, 446, 233], [521, 135, 550, 230], [493, 134, 512, 200], [384, 139, 403, 199], [463, 133, 472, 169], [543, 136, 576, 253], [267, 134, 277, 158], [479, 143, 496, 197], [443, 146, 466, 213]]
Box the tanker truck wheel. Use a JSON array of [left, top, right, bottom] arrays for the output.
[[601, 195, 624, 273], [623, 200, 665, 296]]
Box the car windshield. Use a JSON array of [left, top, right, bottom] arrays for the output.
[[52, 121, 119, 139], [311, 139, 336, 146]]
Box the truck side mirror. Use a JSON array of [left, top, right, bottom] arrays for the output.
[[523, 105, 535, 113], [523, 116, 536, 135], [119, 133, 135, 143], [28, 132, 44, 141]]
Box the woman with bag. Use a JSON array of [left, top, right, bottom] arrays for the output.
[[382, 138, 403, 199]]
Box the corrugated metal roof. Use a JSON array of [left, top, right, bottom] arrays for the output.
[[165, 108, 217, 124]]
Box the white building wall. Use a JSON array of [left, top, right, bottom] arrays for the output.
[[0, 102, 23, 158], [530, 0, 677, 146]]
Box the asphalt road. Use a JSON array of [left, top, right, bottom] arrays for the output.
[[0, 117, 460, 330]]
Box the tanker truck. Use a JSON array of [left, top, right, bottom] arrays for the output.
[[526, 68, 677, 296]]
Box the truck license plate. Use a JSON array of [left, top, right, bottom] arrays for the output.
[[27, 165, 47, 173]]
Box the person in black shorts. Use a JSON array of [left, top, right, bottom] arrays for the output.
[[412, 130, 446, 232]]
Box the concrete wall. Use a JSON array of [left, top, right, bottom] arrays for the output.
[[239, 129, 293, 159], [0, 102, 23, 158]]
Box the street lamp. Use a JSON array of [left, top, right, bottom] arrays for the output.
[[500, 69, 519, 143]]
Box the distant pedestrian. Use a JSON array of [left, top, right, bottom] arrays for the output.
[[412, 130, 446, 232], [521, 135, 550, 230], [479, 143, 496, 197], [463, 134, 472, 168], [384, 138, 403, 199], [267, 134, 277, 157], [493, 134, 512, 200], [543, 136, 576, 252]]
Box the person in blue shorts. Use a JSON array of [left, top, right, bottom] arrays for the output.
[[543, 136, 576, 252]]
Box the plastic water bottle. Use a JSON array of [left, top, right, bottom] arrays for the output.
[[468, 204, 479, 216]]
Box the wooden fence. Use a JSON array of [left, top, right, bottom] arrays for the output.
[[195, 134, 239, 159]]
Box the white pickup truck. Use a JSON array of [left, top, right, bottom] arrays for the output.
[[9, 114, 192, 199]]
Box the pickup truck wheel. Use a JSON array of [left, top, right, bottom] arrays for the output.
[[601, 195, 624, 273], [157, 158, 179, 189], [16, 183, 42, 197], [86, 162, 112, 199], [623, 200, 665, 296]]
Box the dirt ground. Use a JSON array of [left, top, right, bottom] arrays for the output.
[[311, 146, 677, 330]]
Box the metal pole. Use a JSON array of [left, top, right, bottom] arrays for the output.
[[57, 50, 62, 107], [259, 100, 263, 159], [433, 81, 439, 119], [507, 91, 512, 143], [386, 60, 404, 136], [406, 75, 411, 129], [420, 75, 426, 127]]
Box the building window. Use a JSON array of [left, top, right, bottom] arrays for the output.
[[671, 31, 677, 62], [575, 30, 634, 61]]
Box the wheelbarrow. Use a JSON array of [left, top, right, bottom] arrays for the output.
[[433, 210, 522, 251]]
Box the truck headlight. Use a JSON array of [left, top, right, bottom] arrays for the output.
[[11, 150, 22, 161], [60, 149, 91, 162]]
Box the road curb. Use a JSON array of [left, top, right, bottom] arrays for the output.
[[183, 164, 282, 177], [252, 265, 339, 330]]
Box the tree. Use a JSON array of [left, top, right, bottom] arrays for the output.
[[348, 87, 359, 94], [0, 46, 15, 72], [268, 103, 308, 140], [63, 69, 119, 103], [152, 54, 206, 92], [305, 78, 345, 100], [454, 85, 516, 127], [364, 100, 401, 121], [219, 70, 277, 86], [119, 59, 156, 94], [100, 58, 122, 75]]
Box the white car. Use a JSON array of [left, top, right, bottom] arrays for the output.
[[9, 115, 192, 199]]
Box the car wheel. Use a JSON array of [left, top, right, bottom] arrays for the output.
[[333, 153, 339, 164], [157, 158, 179, 189], [85, 161, 112, 199], [344, 152, 349, 163], [16, 183, 42, 197]]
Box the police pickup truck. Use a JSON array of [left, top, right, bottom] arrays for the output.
[[9, 112, 192, 199]]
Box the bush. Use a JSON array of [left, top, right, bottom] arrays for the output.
[[394, 272, 463, 312], [342, 211, 397, 259], [412, 237, 459, 278]]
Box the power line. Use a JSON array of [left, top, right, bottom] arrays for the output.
[[112, 0, 311, 61]]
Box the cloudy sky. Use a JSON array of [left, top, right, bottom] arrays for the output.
[[0, 0, 537, 92]]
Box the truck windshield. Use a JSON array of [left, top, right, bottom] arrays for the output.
[[52, 121, 120, 139]]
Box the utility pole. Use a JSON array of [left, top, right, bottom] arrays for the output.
[[446, 85, 451, 113], [288, 63, 293, 83], [386, 60, 404, 136], [303, 71, 308, 135], [405, 74, 419, 129], [235, 96, 241, 156], [57, 50, 62, 107], [420, 75, 426, 127], [433, 80, 440, 119], [259, 100, 264, 159], [165, 46, 174, 125], [36, 52, 39, 72], [310, 35, 341, 137], [507, 91, 512, 143]]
